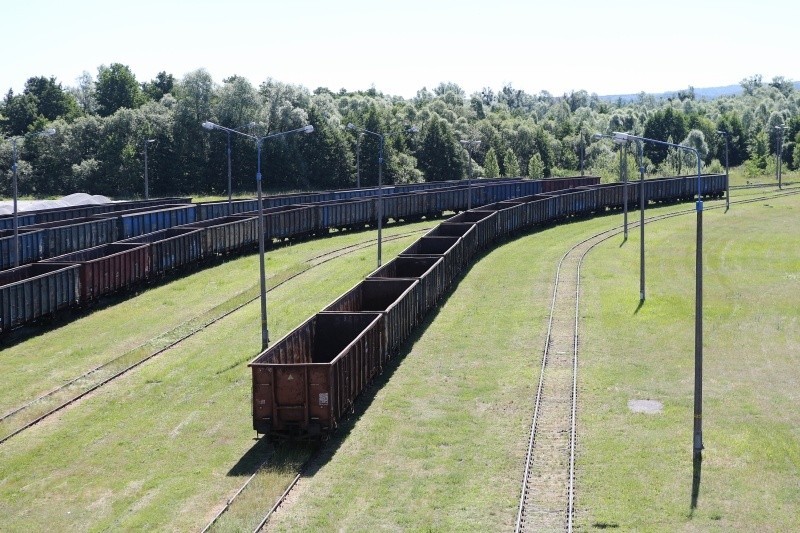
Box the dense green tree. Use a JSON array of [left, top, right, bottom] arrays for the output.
[[2, 90, 38, 135], [715, 113, 748, 166], [484, 147, 500, 178], [643, 107, 688, 165], [173, 69, 215, 193], [71, 71, 97, 115], [143, 71, 175, 101], [503, 147, 521, 177], [1, 77, 79, 135], [418, 114, 463, 182], [769, 76, 794, 97], [680, 129, 709, 169], [531, 126, 556, 177], [740, 74, 763, 95], [745, 130, 770, 177], [23, 76, 79, 122], [206, 76, 262, 192], [298, 106, 353, 188], [527, 153, 544, 179], [767, 111, 789, 155], [96, 63, 144, 117]]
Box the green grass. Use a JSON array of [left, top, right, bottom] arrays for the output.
[[576, 190, 800, 531], [728, 165, 799, 188]]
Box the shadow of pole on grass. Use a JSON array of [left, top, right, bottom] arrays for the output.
[[633, 299, 645, 315], [690, 451, 702, 515]]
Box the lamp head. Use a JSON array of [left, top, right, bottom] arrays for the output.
[[612, 132, 631, 144], [43, 128, 56, 136], [407, 125, 419, 133], [302, 124, 314, 134], [591, 133, 604, 140], [347, 123, 357, 130], [202, 121, 216, 130], [146, 138, 156, 143]]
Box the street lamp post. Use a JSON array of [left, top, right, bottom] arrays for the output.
[[355, 132, 364, 188], [775, 125, 786, 189], [580, 130, 585, 177], [347, 123, 417, 268], [460, 139, 481, 210], [348, 123, 386, 267], [206, 122, 256, 210], [717, 130, 730, 209], [10, 128, 56, 268], [637, 140, 645, 302], [202, 121, 314, 349], [621, 143, 629, 240], [143, 139, 155, 199], [592, 133, 629, 238], [614, 132, 705, 458]]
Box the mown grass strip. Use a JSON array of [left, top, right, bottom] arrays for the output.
[[576, 191, 800, 531]]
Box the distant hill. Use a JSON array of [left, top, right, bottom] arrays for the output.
[[600, 81, 800, 102]]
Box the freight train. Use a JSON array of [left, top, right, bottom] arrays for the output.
[[248, 173, 727, 440], [0, 176, 597, 335]]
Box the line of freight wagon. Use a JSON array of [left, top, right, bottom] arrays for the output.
[[0, 177, 568, 271], [0, 176, 597, 335], [0, 176, 543, 233], [248, 173, 728, 440]]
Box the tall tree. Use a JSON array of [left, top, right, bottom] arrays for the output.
[[173, 69, 215, 192], [740, 74, 763, 95], [23, 76, 79, 122], [71, 71, 97, 115], [96, 63, 143, 117], [503, 147, 521, 177], [418, 114, 463, 182], [299, 106, 353, 188], [680, 129, 709, 169], [484, 147, 500, 178], [2, 90, 38, 135], [643, 107, 688, 166], [527, 153, 544, 179], [142, 71, 175, 101], [768, 76, 793, 97]]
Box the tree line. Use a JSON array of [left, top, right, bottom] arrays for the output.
[[1, 64, 798, 199]]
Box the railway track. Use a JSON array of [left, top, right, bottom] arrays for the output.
[[729, 180, 798, 190], [515, 188, 800, 532], [0, 227, 433, 446]]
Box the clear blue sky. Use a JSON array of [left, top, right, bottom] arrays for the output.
[[2, 0, 796, 98]]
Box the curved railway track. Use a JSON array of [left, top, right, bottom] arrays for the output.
[[515, 187, 800, 532], [0, 227, 433, 446]]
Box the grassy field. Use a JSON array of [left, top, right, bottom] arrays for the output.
[[1, 177, 797, 531], [576, 188, 800, 530]]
